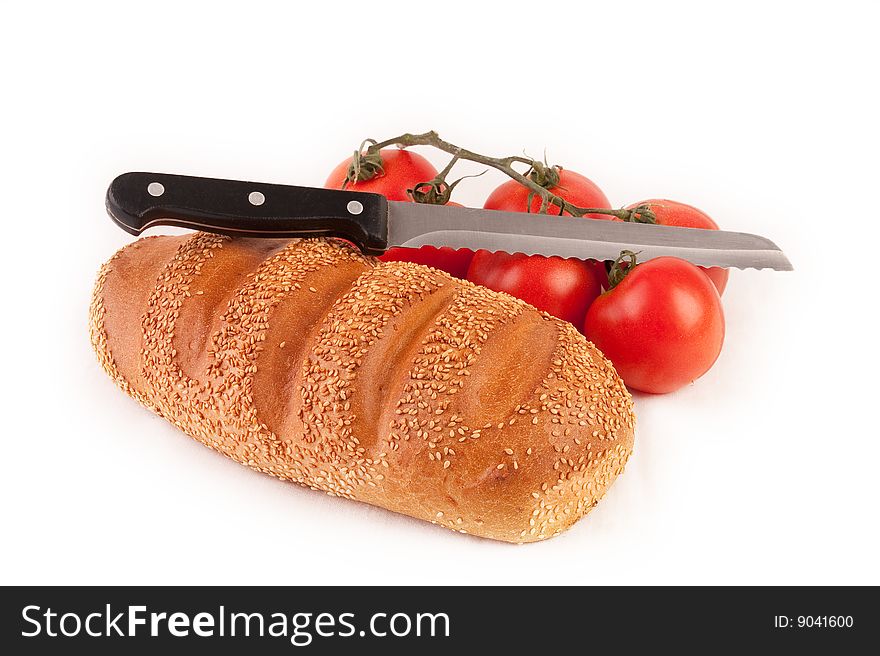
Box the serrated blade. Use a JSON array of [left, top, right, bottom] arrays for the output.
[[388, 201, 792, 271]]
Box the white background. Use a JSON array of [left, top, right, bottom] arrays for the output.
[[2, 1, 878, 585]]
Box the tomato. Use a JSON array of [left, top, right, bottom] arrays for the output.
[[325, 149, 438, 202], [379, 245, 473, 279], [467, 168, 611, 327], [626, 199, 729, 295], [379, 203, 474, 278], [583, 256, 724, 394], [467, 251, 602, 326], [484, 168, 612, 219]]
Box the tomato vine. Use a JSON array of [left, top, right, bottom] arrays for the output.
[[349, 131, 656, 223]]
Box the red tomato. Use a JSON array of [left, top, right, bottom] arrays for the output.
[[583, 257, 724, 394], [467, 251, 602, 326], [380, 246, 474, 279], [325, 149, 438, 202], [469, 168, 611, 327], [484, 168, 612, 219], [378, 202, 474, 279], [627, 199, 729, 295]]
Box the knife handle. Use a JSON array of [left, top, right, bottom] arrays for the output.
[[105, 172, 389, 254]]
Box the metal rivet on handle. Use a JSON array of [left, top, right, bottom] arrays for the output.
[[248, 191, 265, 206], [347, 200, 364, 215], [147, 182, 165, 197]]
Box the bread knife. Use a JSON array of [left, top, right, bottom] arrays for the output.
[[106, 172, 792, 271]]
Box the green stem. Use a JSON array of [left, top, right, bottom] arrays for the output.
[[607, 250, 640, 289], [364, 131, 656, 222]]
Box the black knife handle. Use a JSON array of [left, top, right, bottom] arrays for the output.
[[105, 172, 389, 254]]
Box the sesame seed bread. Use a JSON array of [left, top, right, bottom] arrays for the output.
[[90, 234, 635, 543]]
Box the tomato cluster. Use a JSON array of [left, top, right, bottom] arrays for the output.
[[326, 149, 726, 394]]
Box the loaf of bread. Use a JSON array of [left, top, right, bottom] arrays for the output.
[[90, 234, 635, 542]]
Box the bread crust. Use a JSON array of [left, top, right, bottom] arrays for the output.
[[90, 235, 635, 542]]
